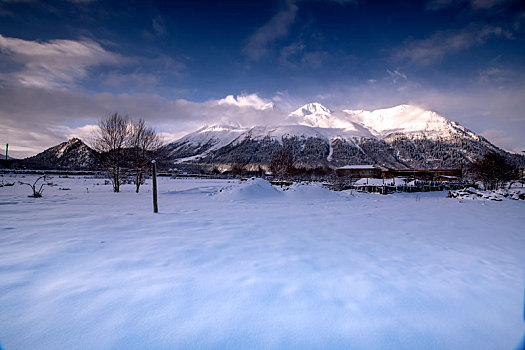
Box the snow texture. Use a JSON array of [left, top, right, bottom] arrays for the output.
[[0, 175, 524, 349], [448, 187, 525, 201]]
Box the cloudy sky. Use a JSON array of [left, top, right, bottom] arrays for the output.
[[0, 0, 524, 158]]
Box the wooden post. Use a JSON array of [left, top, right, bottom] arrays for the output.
[[152, 160, 158, 213], [5, 144, 8, 160]]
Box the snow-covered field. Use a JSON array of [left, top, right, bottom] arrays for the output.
[[0, 175, 524, 349]]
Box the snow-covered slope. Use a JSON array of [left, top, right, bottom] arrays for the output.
[[246, 125, 329, 141], [176, 125, 249, 150], [163, 125, 248, 162], [342, 104, 480, 140]]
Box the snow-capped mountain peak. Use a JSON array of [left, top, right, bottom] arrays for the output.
[[56, 138, 83, 158], [289, 102, 341, 129], [197, 124, 247, 134], [290, 102, 332, 118], [289, 102, 374, 132]]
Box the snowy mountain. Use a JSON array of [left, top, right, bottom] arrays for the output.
[[24, 138, 100, 170], [14, 104, 524, 171], [164, 103, 525, 169], [289, 102, 334, 128], [342, 104, 481, 140], [290, 103, 480, 141]]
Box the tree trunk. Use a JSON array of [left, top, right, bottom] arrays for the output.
[[135, 171, 142, 193], [152, 161, 158, 213], [113, 167, 120, 192]]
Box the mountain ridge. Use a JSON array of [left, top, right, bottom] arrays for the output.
[[163, 103, 521, 169]]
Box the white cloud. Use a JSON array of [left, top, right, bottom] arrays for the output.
[[0, 35, 121, 88], [0, 35, 186, 92], [217, 94, 274, 110], [386, 69, 408, 83], [156, 131, 187, 144], [477, 66, 514, 84], [64, 124, 98, 142]]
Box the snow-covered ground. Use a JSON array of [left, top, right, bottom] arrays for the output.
[[0, 175, 524, 349]]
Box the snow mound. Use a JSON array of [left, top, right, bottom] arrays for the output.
[[284, 182, 345, 201], [214, 178, 283, 201]]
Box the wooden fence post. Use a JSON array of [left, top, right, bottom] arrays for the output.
[[152, 160, 158, 213]]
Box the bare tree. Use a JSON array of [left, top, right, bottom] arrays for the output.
[[128, 118, 163, 193], [92, 113, 130, 193], [269, 149, 294, 179], [230, 156, 250, 177], [468, 152, 518, 190]]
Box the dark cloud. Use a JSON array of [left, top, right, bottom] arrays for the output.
[[395, 24, 512, 66], [426, 0, 519, 10], [243, 0, 359, 63], [243, 0, 299, 61]]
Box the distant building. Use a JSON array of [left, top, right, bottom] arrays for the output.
[[434, 175, 460, 182], [336, 165, 384, 178], [383, 168, 462, 180], [336, 165, 463, 181]]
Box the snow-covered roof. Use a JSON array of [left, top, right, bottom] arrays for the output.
[[435, 175, 458, 179], [354, 178, 385, 186], [337, 165, 378, 170]]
